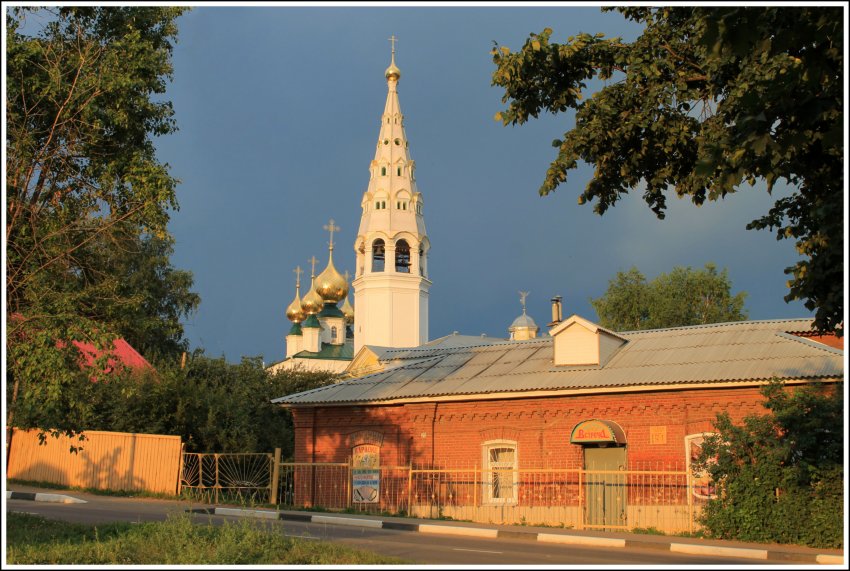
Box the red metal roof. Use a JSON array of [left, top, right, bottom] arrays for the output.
[[72, 338, 153, 373]]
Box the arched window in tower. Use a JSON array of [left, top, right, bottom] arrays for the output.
[[395, 240, 411, 273], [397, 166, 402, 176], [331, 326, 338, 342], [381, 166, 387, 176], [372, 239, 385, 272]]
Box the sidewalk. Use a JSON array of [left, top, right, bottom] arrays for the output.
[[7, 483, 844, 565]]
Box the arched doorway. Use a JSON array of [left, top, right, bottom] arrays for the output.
[[571, 419, 628, 530]]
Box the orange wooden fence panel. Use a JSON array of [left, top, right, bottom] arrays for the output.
[[7, 428, 182, 495]]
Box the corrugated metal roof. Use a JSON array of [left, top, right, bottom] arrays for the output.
[[273, 319, 843, 406]]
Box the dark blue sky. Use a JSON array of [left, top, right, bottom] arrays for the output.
[[152, 5, 816, 364]]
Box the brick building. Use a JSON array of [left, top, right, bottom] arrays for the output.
[[274, 315, 843, 529]]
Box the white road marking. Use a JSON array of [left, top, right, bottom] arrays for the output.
[[284, 535, 319, 540], [452, 548, 503, 554]]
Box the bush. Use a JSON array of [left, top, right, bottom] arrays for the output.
[[696, 379, 843, 548]]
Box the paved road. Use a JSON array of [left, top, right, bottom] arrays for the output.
[[6, 494, 793, 566]]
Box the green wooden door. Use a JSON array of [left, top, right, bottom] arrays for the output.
[[584, 447, 627, 530]]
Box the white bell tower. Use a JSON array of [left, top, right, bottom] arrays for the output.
[[352, 37, 431, 354]]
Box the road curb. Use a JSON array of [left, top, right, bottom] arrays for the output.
[[197, 506, 842, 564], [7, 491, 87, 504]]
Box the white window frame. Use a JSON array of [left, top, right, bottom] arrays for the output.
[[481, 440, 518, 505], [685, 432, 719, 500]]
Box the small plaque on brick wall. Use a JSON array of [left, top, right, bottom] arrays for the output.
[[650, 425, 667, 445]]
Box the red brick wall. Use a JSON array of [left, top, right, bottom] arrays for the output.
[[290, 385, 779, 469]]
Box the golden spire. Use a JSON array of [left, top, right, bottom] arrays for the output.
[[385, 34, 401, 81], [301, 256, 324, 315], [316, 219, 349, 303], [285, 266, 306, 323]]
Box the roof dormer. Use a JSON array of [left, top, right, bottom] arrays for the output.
[[550, 314, 626, 367]]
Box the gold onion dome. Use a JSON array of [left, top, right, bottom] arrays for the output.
[[385, 61, 401, 81], [301, 279, 324, 315], [315, 252, 349, 303], [286, 267, 306, 323], [341, 295, 354, 323], [286, 291, 305, 323]]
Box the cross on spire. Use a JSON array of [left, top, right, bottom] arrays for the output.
[[294, 266, 303, 288], [324, 219, 340, 250], [308, 256, 318, 278], [519, 291, 529, 314], [389, 34, 397, 58]]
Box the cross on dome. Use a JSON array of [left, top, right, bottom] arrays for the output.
[[324, 219, 340, 250], [385, 34, 401, 81], [308, 256, 318, 278], [293, 265, 303, 288]]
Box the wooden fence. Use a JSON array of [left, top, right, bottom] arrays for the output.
[[7, 428, 183, 495]]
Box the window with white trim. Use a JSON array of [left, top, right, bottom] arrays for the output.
[[482, 441, 518, 504], [685, 433, 718, 500]]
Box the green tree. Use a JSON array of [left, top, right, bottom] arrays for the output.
[[696, 380, 843, 548], [591, 263, 748, 330], [5, 6, 192, 439], [588, 267, 650, 331], [80, 225, 201, 363], [492, 7, 843, 335], [10, 352, 340, 457]]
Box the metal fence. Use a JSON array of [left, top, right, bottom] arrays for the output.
[[179, 454, 708, 534], [180, 452, 275, 505], [272, 459, 708, 534]]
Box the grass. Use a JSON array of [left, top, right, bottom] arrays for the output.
[[5, 511, 409, 565], [629, 526, 667, 535], [674, 529, 709, 539]]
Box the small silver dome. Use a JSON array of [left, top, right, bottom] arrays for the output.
[[509, 291, 539, 340], [510, 313, 538, 330]]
